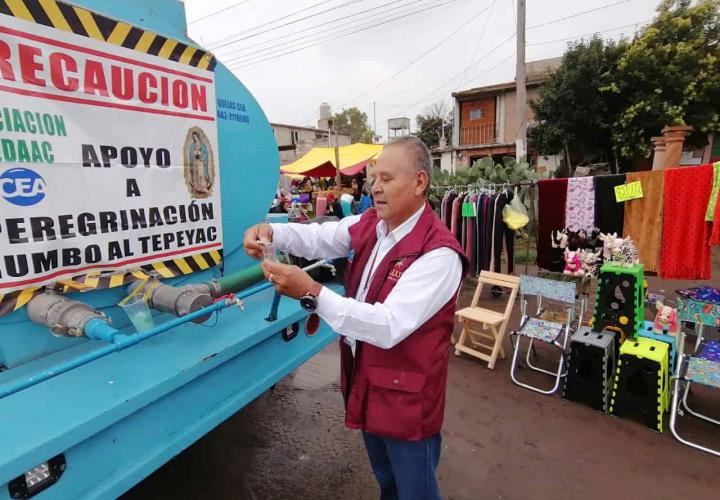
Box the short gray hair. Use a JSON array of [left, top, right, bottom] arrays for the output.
[[388, 136, 432, 194]]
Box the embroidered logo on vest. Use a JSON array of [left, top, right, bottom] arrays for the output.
[[388, 258, 407, 281]]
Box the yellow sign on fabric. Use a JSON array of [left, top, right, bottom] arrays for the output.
[[615, 181, 644, 202]]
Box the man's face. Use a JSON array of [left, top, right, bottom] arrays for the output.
[[368, 144, 427, 228]]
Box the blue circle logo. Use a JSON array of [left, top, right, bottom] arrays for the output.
[[0, 168, 47, 206]]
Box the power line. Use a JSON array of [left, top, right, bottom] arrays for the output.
[[527, 0, 631, 30], [399, 34, 516, 111], [188, 0, 255, 24], [408, 51, 515, 134], [208, 0, 336, 47], [456, 0, 497, 88], [210, 0, 361, 51], [220, 0, 433, 65], [379, 0, 642, 114], [230, 0, 463, 70], [403, 54, 514, 138], [527, 19, 649, 46], [227, 0, 460, 68], [328, 2, 496, 108]]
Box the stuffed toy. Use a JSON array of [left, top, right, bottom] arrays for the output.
[[580, 248, 602, 277], [599, 233, 639, 268], [610, 236, 639, 268], [563, 248, 583, 276], [549, 230, 568, 272], [653, 299, 680, 336], [584, 227, 602, 250], [598, 232, 617, 261], [551, 229, 568, 250]]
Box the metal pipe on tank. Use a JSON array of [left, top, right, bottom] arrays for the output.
[[26, 291, 109, 338], [0, 280, 277, 399]]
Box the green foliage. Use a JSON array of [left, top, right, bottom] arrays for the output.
[[528, 37, 628, 161], [603, 0, 720, 158], [429, 156, 546, 208], [415, 101, 453, 149], [332, 107, 379, 143], [529, 0, 720, 162]]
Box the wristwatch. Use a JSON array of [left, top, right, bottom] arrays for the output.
[[300, 282, 322, 312]]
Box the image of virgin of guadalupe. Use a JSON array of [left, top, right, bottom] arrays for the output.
[[184, 127, 215, 198]]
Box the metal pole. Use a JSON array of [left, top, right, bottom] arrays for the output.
[[515, 0, 527, 162], [373, 101, 377, 144], [334, 127, 341, 193]]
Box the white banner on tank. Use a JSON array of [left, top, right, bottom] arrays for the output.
[[0, 14, 222, 293]]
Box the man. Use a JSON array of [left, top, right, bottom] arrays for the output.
[[243, 136, 467, 500]]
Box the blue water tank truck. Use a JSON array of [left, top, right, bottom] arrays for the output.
[[0, 1, 340, 497]]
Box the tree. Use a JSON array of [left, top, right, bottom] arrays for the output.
[[527, 37, 628, 168], [332, 107, 378, 143], [603, 0, 720, 158], [415, 101, 453, 149]]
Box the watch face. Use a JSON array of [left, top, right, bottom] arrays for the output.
[[300, 296, 316, 311]]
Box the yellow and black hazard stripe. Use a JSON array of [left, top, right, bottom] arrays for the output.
[[0, 0, 216, 70], [0, 250, 224, 317], [54, 249, 223, 291], [0, 287, 41, 317]]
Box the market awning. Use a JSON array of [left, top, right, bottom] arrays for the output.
[[280, 143, 383, 177]]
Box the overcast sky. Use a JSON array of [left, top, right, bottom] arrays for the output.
[[184, 0, 660, 139]]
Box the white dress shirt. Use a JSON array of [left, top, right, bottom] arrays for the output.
[[270, 204, 463, 350]]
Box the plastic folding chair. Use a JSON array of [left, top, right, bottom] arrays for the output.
[[510, 275, 579, 395], [669, 329, 720, 457], [455, 272, 520, 369]]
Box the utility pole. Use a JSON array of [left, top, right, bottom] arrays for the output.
[[333, 124, 341, 193], [515, 0, 527, 162], [373, 101, 377, 144]]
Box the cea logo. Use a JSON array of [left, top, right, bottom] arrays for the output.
[[0, 168, 47, 206]]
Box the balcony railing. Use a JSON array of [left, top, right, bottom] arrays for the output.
[[460, 123, 497, 146]]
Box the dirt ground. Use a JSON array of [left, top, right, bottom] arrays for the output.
[[123, 268, 720, 500]]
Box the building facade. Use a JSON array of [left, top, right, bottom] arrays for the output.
[[273, 103, 352, 166], [272, 123, 351, 166], [436, 58, 562, 174]]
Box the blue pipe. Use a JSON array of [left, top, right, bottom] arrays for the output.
[[0, 279, 277, 399]]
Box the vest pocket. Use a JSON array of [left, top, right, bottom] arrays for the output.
[[364, 366, 426, 440]]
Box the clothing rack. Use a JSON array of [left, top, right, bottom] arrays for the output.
[[430, 180, 536, 191], [433, 182, 537, 276]]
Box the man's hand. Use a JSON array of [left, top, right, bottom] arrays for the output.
[[262, 260, 322, 299], [243, 223, 273, 259]]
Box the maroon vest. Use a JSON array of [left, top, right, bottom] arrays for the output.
[[340, 203, 468, 441]]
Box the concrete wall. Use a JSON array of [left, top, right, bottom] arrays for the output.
[[273, 125, 350, 165], [440, 151, 453, 172], [501, 86, 541, 146]]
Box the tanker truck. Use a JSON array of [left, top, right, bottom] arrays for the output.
[[0, 1, 341, 498]]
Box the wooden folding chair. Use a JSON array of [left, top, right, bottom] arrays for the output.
[[454, 271, 520, 369]]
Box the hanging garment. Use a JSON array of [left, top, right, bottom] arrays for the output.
[[474, 194, 484, 275], [445, 192, 457, 229], [661, 164, 713, 280], [315, 196, 328, 218], [482, 195, 495, 271], [565, 176, 595, 231], [492, 191, 515, 274], [454, 194, 465, 243], [594, 174, 626, 236], [465, 194, 478, 273], [450, 194, 462, 238], [623, 171, 664, 273], [536, 178, 568, 270], [705, 161, 720, 222], [461, 196, 467, 249]]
